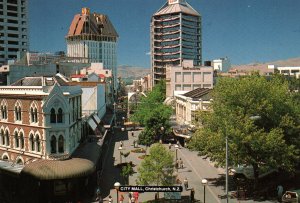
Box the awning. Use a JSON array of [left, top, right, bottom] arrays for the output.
[[21, 158, 95, 180], [88, 117, 97, 131], [93, 114, 101, 124]]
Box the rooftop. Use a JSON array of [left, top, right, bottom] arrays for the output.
[[154, 0, 200, 16], [183, 88, 211, 99]]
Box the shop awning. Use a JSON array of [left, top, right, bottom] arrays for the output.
[[88, 117, 97, 131], [21, 158, 95, 180]]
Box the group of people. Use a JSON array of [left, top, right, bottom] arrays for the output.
[[108, 192, 139, 203], [176, 158, 184, 169]]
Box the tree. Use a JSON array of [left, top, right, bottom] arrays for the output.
[[132, 80, 172, 145], [189, 76, 300, 188], [121, 163, 134, 185], [137, 143, 174, 186]]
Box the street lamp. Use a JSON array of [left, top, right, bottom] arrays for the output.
[[202, 179, 208, 203], [175, 145, 179, 171], [113, 102, 117, 126], [114, 182, 121, 203]]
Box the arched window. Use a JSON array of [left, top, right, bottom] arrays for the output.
[[16, 158, 23, 165], [0, 129, 4, 145], [35, 135, 41, 152], [1, 100, 7, 120], [34, 108, 38, 123], [2, 155, 8, 161], [57, 108, 63, 123], [58, 135, 64, 153], [29, 134, 35, 151], [14, 101, 22, 121], [5, 130, 9, 146], [30, 107, 34, 122], [50, 136, 56, 153], [20, 132, 24, 149], [50, 108, 56, 123], [14, 131, 19, 148]]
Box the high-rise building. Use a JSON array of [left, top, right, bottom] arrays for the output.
[[151, 0, 201, 85], [0, 0, 29, 65], [66, 8, 118, 88]]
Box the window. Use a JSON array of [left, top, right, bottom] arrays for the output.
[[29, 134, 34, 151], [51, 136, 56, 153], [58, 135, 64, 153], [30, 104, 38, 123], [20, 132, 24, 149], [35, 135, 40, 152], [57, 108, 63, 123], [50, 108, 56, 123], [1, 100, 8, 120], [5, 130, 9, 146], [0, 129, 4, 145], [14, 131, 19, 148], [14, 101, 22, 121]]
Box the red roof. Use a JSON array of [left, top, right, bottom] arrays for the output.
[[71, 74, 86, 78], [99, 74, 105, 78]]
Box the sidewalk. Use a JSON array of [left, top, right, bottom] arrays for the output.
[[100, 128, 275, 203]]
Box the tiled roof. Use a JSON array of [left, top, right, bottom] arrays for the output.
[[71, 74, 86, 78], [98, 74, 105, 78], [155, 1, 200, 16], [67, 11, 118, 38], [183, 88, 211, 99]]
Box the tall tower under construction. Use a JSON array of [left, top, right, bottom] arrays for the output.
[[151, 0, 201, 85], [66, 8, 118, 87]]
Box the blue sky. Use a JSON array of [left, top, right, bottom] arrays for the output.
[[29, 0, 300, 68]]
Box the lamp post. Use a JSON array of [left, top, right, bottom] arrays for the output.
[[202, 179, 208, 203], [113, 102, 117, 127], [114, 182, 121, 203], [175, 145, 179, 171]]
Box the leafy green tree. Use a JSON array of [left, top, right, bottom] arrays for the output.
[[137, 143, 174, 186], [132, 80, 172, 145], [121, 163, 134, 185], [189, 76, 300, 187]]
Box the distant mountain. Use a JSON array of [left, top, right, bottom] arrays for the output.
[[231, 57, 300, 73], [117, 65, 150, 79]]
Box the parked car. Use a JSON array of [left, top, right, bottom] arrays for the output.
[[282, 191, 299, 203]]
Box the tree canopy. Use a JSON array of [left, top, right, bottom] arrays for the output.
[[137, 143, 174, 186], [189, 76, 300, 181], [132, 81, 172, 145]]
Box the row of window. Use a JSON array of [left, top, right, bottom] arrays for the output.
[[0, 100, 39, 123], [0, 129, 41, 152]]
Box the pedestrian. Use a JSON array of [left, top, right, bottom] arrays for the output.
[[176, 159, 179, 169], [131, 131, 134, 137], [119, 194, 124, 203], [120, 141, 123, 148], [190, 188, 195, 202], [184, 177, 189, 190], [277, 185, 283, 201], [168, 142, 172, 149], [133, 192, 139, 203], [96, 187, 100, 200], [179, 158, 184, 169], [108, 195, 113, 203], [133, 140, 136, 148], [128, 192, 132, 203]]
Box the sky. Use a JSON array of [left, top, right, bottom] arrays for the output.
[[29, 0, 300, 68]]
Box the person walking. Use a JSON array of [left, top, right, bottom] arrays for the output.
[[133, 192, 139, 203], [120, 141, 123, 148], [190, 188, 195, 202], [119, 194, 124, 203], [131, 131, 134, 137], [168, 142, 172, 149], [108, 195, 113, 203], [179, 158, 184, 169], [184, 177, 189, 190], [128, 192, 132, 203]]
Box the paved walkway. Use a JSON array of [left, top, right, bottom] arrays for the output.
[[98, 128, 276, 203]]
